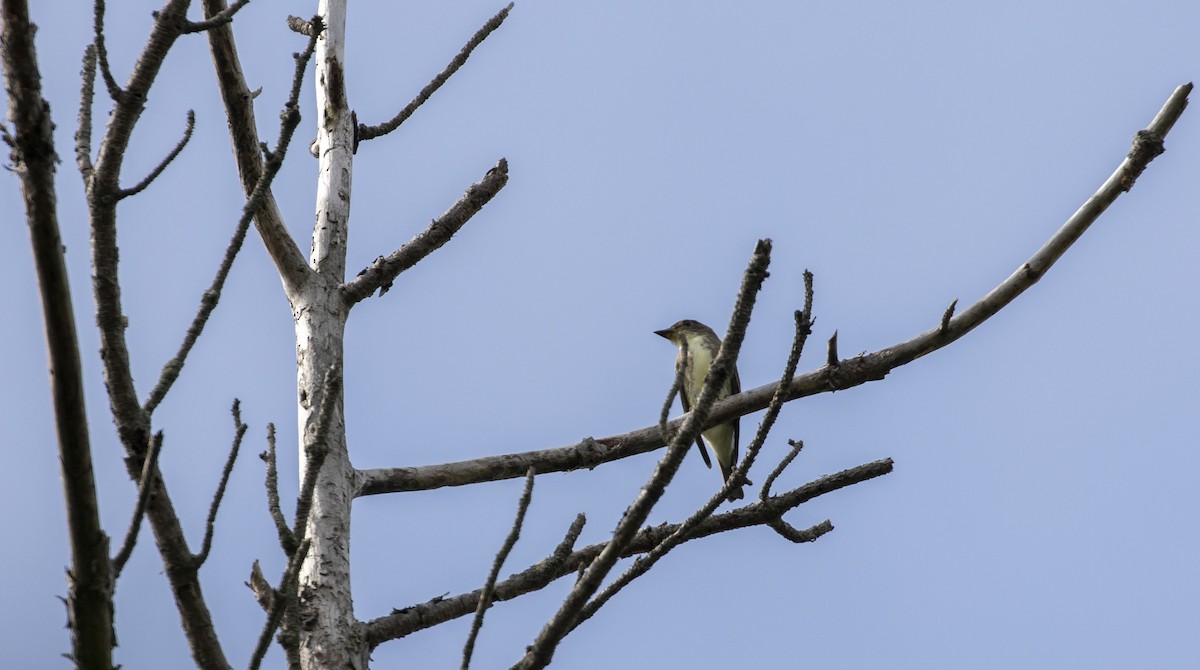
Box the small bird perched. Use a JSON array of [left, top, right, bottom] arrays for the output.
[[655, 319, 745, 501]]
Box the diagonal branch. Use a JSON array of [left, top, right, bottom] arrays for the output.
[[141, 19, 322, 416], [342, 158, 510, 304], [91, 0, 122, 100], [112, 431, 163, 578], [567, 286, 815, 633], [363, 458, 892, 648], [117, 109, 194, 199], [194, 400, 246, 566], [462, 468, 536, 670], [357, 3, 514, 143], [201, 0, 311, 294], [356, 82, 1192, 498], [261, 423, 297, 554], [515, 240, 772, 670]]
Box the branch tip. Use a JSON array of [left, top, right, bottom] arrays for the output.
[[939, 299, 958, 335]]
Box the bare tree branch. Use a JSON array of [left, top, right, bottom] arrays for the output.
[[75, 45, 97, 178], [112, 431, 163, 578], [357, 83, 1192, 498], [201, 0, 311, 294], [248, 538, 311, 670], [342, 158, 510, 303], [357, 3, 514, 143], [91, 0, 122, 100], [759, 440, 832, 543], [194, 401, 246, 566], [462, 468, 536, 670], [183, 0, 248, 33], [761, 439, 804, 502], [261, 423, 297, 554], [83, 3, 245, 666], [4, 2, 112, 665], [142, 19, 322, 416], [117, 109, 194, 199], [515, 239, 772, 669], [364, 459, 891, 647]]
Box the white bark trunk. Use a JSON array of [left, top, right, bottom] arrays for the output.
[[297, 0, 364, 667]]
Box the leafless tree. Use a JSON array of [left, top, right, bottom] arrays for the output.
[[3, 0, 1189, 668]]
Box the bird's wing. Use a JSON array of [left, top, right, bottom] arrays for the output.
[[679, 387, 713, 469]]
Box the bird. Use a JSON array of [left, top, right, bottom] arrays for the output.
[[654, 319, 745, 501]]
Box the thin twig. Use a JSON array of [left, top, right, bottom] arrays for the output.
[[141, 21, 322, 416], [462, 468, 536, 670], [761, 439, 804, 501], [112, 431, 164, 578], [117, 109, 194, 199], [195, 400, 246, 566], [758, 440, 829, 543], [515, 240, 772, 670], [261, 423, 297, 554], [939, 299, 957, 336], [342, 158, 510, 303], [357, 3, 514, 142]]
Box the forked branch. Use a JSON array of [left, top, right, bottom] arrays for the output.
[[363, 458, 892, 647]]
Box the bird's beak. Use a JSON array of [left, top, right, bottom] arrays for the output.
[[653, 328, 673, 340]]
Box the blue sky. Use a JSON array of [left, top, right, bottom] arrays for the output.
[[3, 1, 1197, 668]]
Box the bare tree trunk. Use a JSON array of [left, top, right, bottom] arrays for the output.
[[295, 0, 365, 667]]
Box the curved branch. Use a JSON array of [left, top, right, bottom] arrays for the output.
[[356, 83, 1192, 497], [117, 109, 194, 199]]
